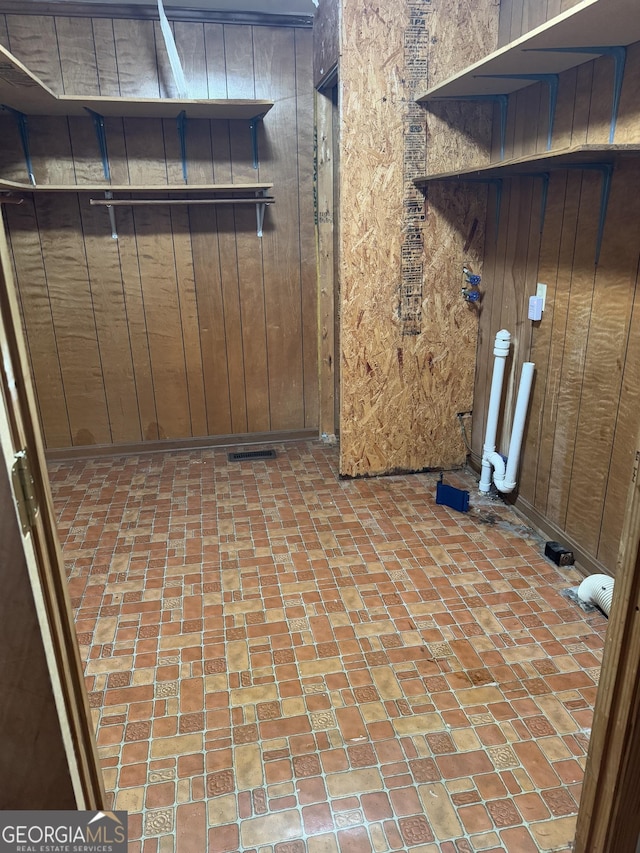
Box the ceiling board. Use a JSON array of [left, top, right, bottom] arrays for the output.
[[21, 0, 317, 13]]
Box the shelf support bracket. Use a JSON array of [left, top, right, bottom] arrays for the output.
[[565, 163, 613, 265], [84, 108, 111, 181], [474, 74, 559, 150], [524, 46, 626, 143], [104, 191, 118, 240], [249, 114, 265, 170], [177, 110, 188, 182], [519, 171, 550, 233], [424, 95, 508, 160], [256, 190, 267, 238], [3, 106, 35, 185]]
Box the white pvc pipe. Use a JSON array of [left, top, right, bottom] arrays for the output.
[[494, 361, 535, 493], [479, 329, 511, 493], [577, 574, 614, 616]]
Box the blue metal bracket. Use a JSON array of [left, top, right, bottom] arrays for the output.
[[84, 108, 110, 181], [104, 191, 118, 240], [519, 171, 550, 233], [255, 189, 268, 238], [474, 74, 559, 150], [565, 163, 613, 265], [427, 94, 509, 160], [177, 110, 188, 182], [249, 113, 266, 170], [3, 106, 35, 185], [524, 46, 627, 143]]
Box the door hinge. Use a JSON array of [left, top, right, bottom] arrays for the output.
[[11, 449, 39, 535]]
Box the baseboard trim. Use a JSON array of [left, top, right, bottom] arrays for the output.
[[513, 494, 613, 580], [45, 429, 319, 462], [466, 459, 612, 578]]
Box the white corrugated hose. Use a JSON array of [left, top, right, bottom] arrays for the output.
[[577, 574, 614, 617]]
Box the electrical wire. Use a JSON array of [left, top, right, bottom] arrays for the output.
[[457, 413, 482, 463]]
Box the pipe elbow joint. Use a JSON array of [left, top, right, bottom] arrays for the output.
[[493, 477, 516, 494], [483, 452, 516, 493]]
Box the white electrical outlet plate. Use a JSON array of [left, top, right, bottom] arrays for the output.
[[536, 282, 547, 310]]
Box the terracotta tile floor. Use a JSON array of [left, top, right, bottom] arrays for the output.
[[49, 442, 608, 853]]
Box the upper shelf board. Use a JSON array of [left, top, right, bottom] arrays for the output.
[[417, 0, 640, 101], [0, 180, 274, 192], [413, 144, 640, 185], [0, 45, 273, 119]]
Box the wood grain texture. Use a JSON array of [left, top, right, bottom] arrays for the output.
[[34, 193, 111, 445], [170, 204, 207, 437], [598, 259, 640, 569], [574, 421, 640, 853], [312, 0, 339, 87], [316, 90, 336, 437], [470, 182, 499, 465], [544, 170, 599, 523], [255, 26, 304, 432], [499, 0, 584, 41], [189, 205, 234, 435], [130, 204, 191, 440], [76, 196, 142, 443], [338, 0, 497, 477], [4, 199, 71, 447], [0, 433, 76, 808], [0, 211, 106, 808], [109, 202, 159, 441], [296, 28, 318, 430], [473, 38, 640, 574], [1, 14, 316, 448], [566, 160, 640, 556]]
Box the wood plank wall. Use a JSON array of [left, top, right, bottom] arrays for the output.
[[497, 0, 583, 45], [0, 458, 77, 807], [471, 40, 640, 574], [337, 0, 498, 477], [0, 14, 316, 449], [312, 0, 338, 87]]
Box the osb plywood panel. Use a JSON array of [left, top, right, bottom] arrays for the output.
[[313, 0, 339, 87], [0, 17, 317, 448], [429, 0, 499, 89], [472, 50, 640, 574], [338, 0, 498, 477]]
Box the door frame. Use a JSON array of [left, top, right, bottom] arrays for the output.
[[574, 426, 640, 852], [0, 207, 105, 808], [316, 73, 339, 440]]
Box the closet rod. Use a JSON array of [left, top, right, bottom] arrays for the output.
[[89, 197, 275, 206]]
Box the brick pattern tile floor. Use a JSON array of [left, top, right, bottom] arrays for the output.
[[49, 442, 607, 853]]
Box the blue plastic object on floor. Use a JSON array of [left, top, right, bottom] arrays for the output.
[[436, 474, 470, 513]]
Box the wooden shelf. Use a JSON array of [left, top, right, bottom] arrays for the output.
[[416, 0, 640, 101], [52, 97, 273, 120], [0, 181, 273, 193], [414, 144, 640, 185], [0, 45, 273, 119]]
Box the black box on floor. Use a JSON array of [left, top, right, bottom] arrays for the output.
[[545, 540, 575, 566]]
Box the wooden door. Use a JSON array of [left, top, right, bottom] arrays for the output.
[[0, 207, 105, 808]]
